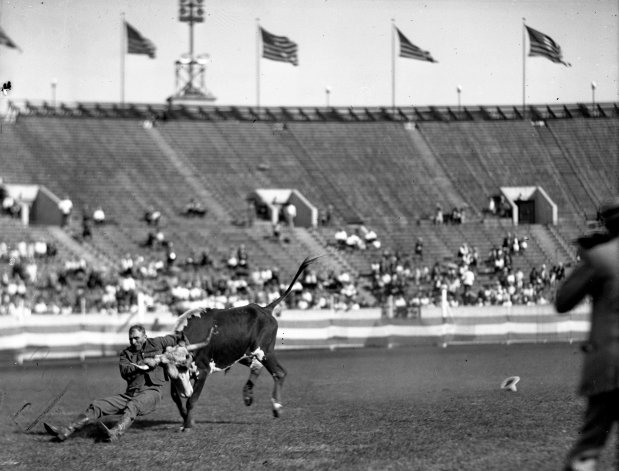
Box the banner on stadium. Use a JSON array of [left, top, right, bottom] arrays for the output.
[[0, 305, 589, 364]]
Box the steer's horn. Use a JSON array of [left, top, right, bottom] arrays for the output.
[[186, 341, 209, 351]]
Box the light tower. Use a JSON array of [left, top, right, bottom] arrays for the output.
[[169, 0, 216, 103]]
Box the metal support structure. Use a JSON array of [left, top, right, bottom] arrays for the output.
[[169, 0, 216, 103]]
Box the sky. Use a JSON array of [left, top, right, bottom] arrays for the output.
[[0, 0, 617, 108]]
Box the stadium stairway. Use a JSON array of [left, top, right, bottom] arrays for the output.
[[293, 227, 359, 275], [403, 125, 464, 213], [47, 226, 108, 267], [527, 224, 574, 265], [145, 127, 229, 220]]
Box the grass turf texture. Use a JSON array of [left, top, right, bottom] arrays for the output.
[[0, 343, 613, 471]]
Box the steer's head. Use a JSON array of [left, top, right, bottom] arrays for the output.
[[155, 345, 198, 398]]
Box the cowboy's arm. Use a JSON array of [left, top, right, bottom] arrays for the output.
[[555, 262, 595, 314]]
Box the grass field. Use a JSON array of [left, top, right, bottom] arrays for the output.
[[0, 343, 615, 471]]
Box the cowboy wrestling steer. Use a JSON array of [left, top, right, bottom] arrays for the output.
[[167, 255, 320, 431]]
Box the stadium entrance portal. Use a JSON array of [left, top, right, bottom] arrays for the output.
[[500, 186, 557, 226], [516, 199, 536, 224]]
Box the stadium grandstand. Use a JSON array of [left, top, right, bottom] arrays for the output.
[[0, 99, 617, 317]]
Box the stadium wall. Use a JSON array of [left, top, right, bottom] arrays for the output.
[[0, 305, 589, 365]]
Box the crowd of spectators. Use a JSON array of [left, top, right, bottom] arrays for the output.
[[363, 231, 565, 318], [433, 204, 467, 225], [0, 195, 570, 318], [0, 236, 366, 316], [334, 225, 382, 251]]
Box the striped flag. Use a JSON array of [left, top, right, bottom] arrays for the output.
[[0, 25, 20, 51], [525, 25, 570, 66], [125, 21, 156, 59], [396, 28, 436, 63], [260, 27, 298, 66]]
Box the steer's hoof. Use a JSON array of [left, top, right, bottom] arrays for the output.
[[271, 401, 283, 418], [180, 419, 195, 432]]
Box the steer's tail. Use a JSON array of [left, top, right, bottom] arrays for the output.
[[266, 255, 324, 312]]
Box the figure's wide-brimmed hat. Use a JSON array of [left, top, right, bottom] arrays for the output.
[[600, 197, 619, 225], [500, 376, 520, 392]]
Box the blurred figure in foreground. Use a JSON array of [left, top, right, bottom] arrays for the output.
[[555, 197, 619, 471]]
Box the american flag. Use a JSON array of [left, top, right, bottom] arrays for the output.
[[0, 25, 20, 51], [396, 28, 436, 63], [125, 21, 156, 59], [260, 27, 298, 66], [525, 26, 570, 67]]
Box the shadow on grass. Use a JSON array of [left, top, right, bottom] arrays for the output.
[[132, 418, 253, 429]]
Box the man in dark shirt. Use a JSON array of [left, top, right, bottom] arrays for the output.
[[44, 324, 184, 442], [556, 198, 619, 471]]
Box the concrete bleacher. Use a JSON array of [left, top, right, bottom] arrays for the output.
[[1, 105, 617, 284]]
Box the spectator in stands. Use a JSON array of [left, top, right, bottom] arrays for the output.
[[33, 240, 47, 259], [502, 233, 512, 253], [499, 195, 512, 218], [272, 221, 282, 242], [226, 248, 239, 269], [198, 249, 213, 267], [47, 242, 58, 258], [120, 253, 134, 276], [117, 274, 138, 312], [182, 198, 207, 217], [58, 196, 73, 227], [93, 206, 106, 225], [552, 262, 566, 282], [165, 243, 177, 270], [346, 231, 364, 250], [143, 207, 161, 227], [283, 202, 297, 228], [414, 238, 424, 261], [334, 228, 347, 248], [434, 203, 443, 225], [360, 226, 380, 250], [81, 211, 93, 240], [487, 196, 497, 215], [520, 236, 528, 254], [450, 207, 462, 224], [154, 231, 166, 248], [321, 204, 333, 227], [237, 244, 249, 269], [2, 193, 15, 216]]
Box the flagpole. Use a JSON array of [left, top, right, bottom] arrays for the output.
[[121, 12, 125, 104], [391, 19, 395, 113], [522, 17, 526, 120], [256, 18, 261, 114]]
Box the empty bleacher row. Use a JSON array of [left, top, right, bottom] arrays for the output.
[[1, 102, 617, 313]]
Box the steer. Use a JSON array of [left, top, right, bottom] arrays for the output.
[[168, 255, 321, 431]]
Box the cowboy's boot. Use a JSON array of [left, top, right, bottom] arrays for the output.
[[98, 413, 134, 442], [44, 414, 90, 441]]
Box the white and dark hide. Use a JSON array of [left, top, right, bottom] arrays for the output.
[[170, 255, 321, 431]]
